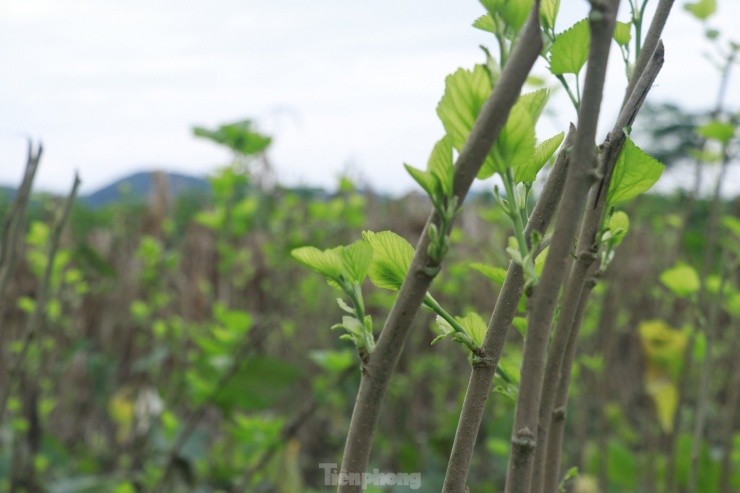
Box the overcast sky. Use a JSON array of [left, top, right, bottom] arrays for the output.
[[1, 0, 738, 195]]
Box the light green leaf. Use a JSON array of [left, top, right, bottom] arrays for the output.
[[607, 137, 665, 205], [428, 136, 455, 197], [480, 0, 505, 14], [470, 263, 508, 285], [456, 312, 489, 347], [692, 330, 707, 362], [550, 19, 590, 75], [535, 246, 549, 275], [488, 104, 536, 179], [473, 13, 499, 34], [404, 164, 436, 199], [363, 231, 415, 291], [516, 131, 565, 183], [481, 46, 502, 86], [684, 0, 716, 20], [722, 215, 740, 238], [214, 306, 252, 333], [435, 316, 455, 335], [308, 349, 355, 373], [697, 120, 735, 145], [660, 264, 700, 298], [498, 0, 534, 33], [518, 88, 550, 123], [291, 246, 344, 282], [606, 211, 630, 246], [512, 316, 528, 337], [613, 21, 632, 47], [341, 240, 374, 285], [437, 65, 492, 156], [540, 0, 560, 31], [406, 136, 455, 201]]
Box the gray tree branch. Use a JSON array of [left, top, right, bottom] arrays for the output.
[[503, 3, 621, 492]]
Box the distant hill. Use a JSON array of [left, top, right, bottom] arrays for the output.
[[82, 171, 210, 207], [0, 171, 374, 207]]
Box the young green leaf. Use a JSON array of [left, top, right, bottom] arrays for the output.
[[696, 120, 735, 145], [363, 231, 415, 291], [516, 131, 565, 183], [309, 349, 355, 373], [406, 135, 455, 202], [607, 137, 665, 206], [550, 19, 590, 75], [605, 211, 630, 246], [498, 0, 534, 33], [291, 246, 344, 283], [488, 104, 536, 179], [479, 0, 505, 15], [404, 164, 437, 200], [660, 264, 700, 298], [684, 0, 716, 20], [540, 0, 560, 31], [473, 13, 499, 34], [518, 88, 550, 123], [340, 240, 374, 285], [481, 46, 502, 86], [456, 312, 488, 347], [470, 263, 508, 285], [436, 65, 496, 178], [512, 316, 528, 337], [613, 21, 631, 47], [722, 215, 740, 239], [428, 136, 455, 198], [534, 246, 549, 275]]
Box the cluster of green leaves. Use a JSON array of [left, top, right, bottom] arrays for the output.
[[292, 240, 375, 352]]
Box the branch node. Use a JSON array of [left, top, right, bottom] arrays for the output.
[[471, 351, 494, 369], [422, 264, 441, 278], [552, 406, 567, 422], [512, 427, 536, 450]]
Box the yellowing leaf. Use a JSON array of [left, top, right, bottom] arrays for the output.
[[639, 320, 686, 433], [644, 366, 678, 433], [639, 320, 687, 378], [109, 387, 136, 444]]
